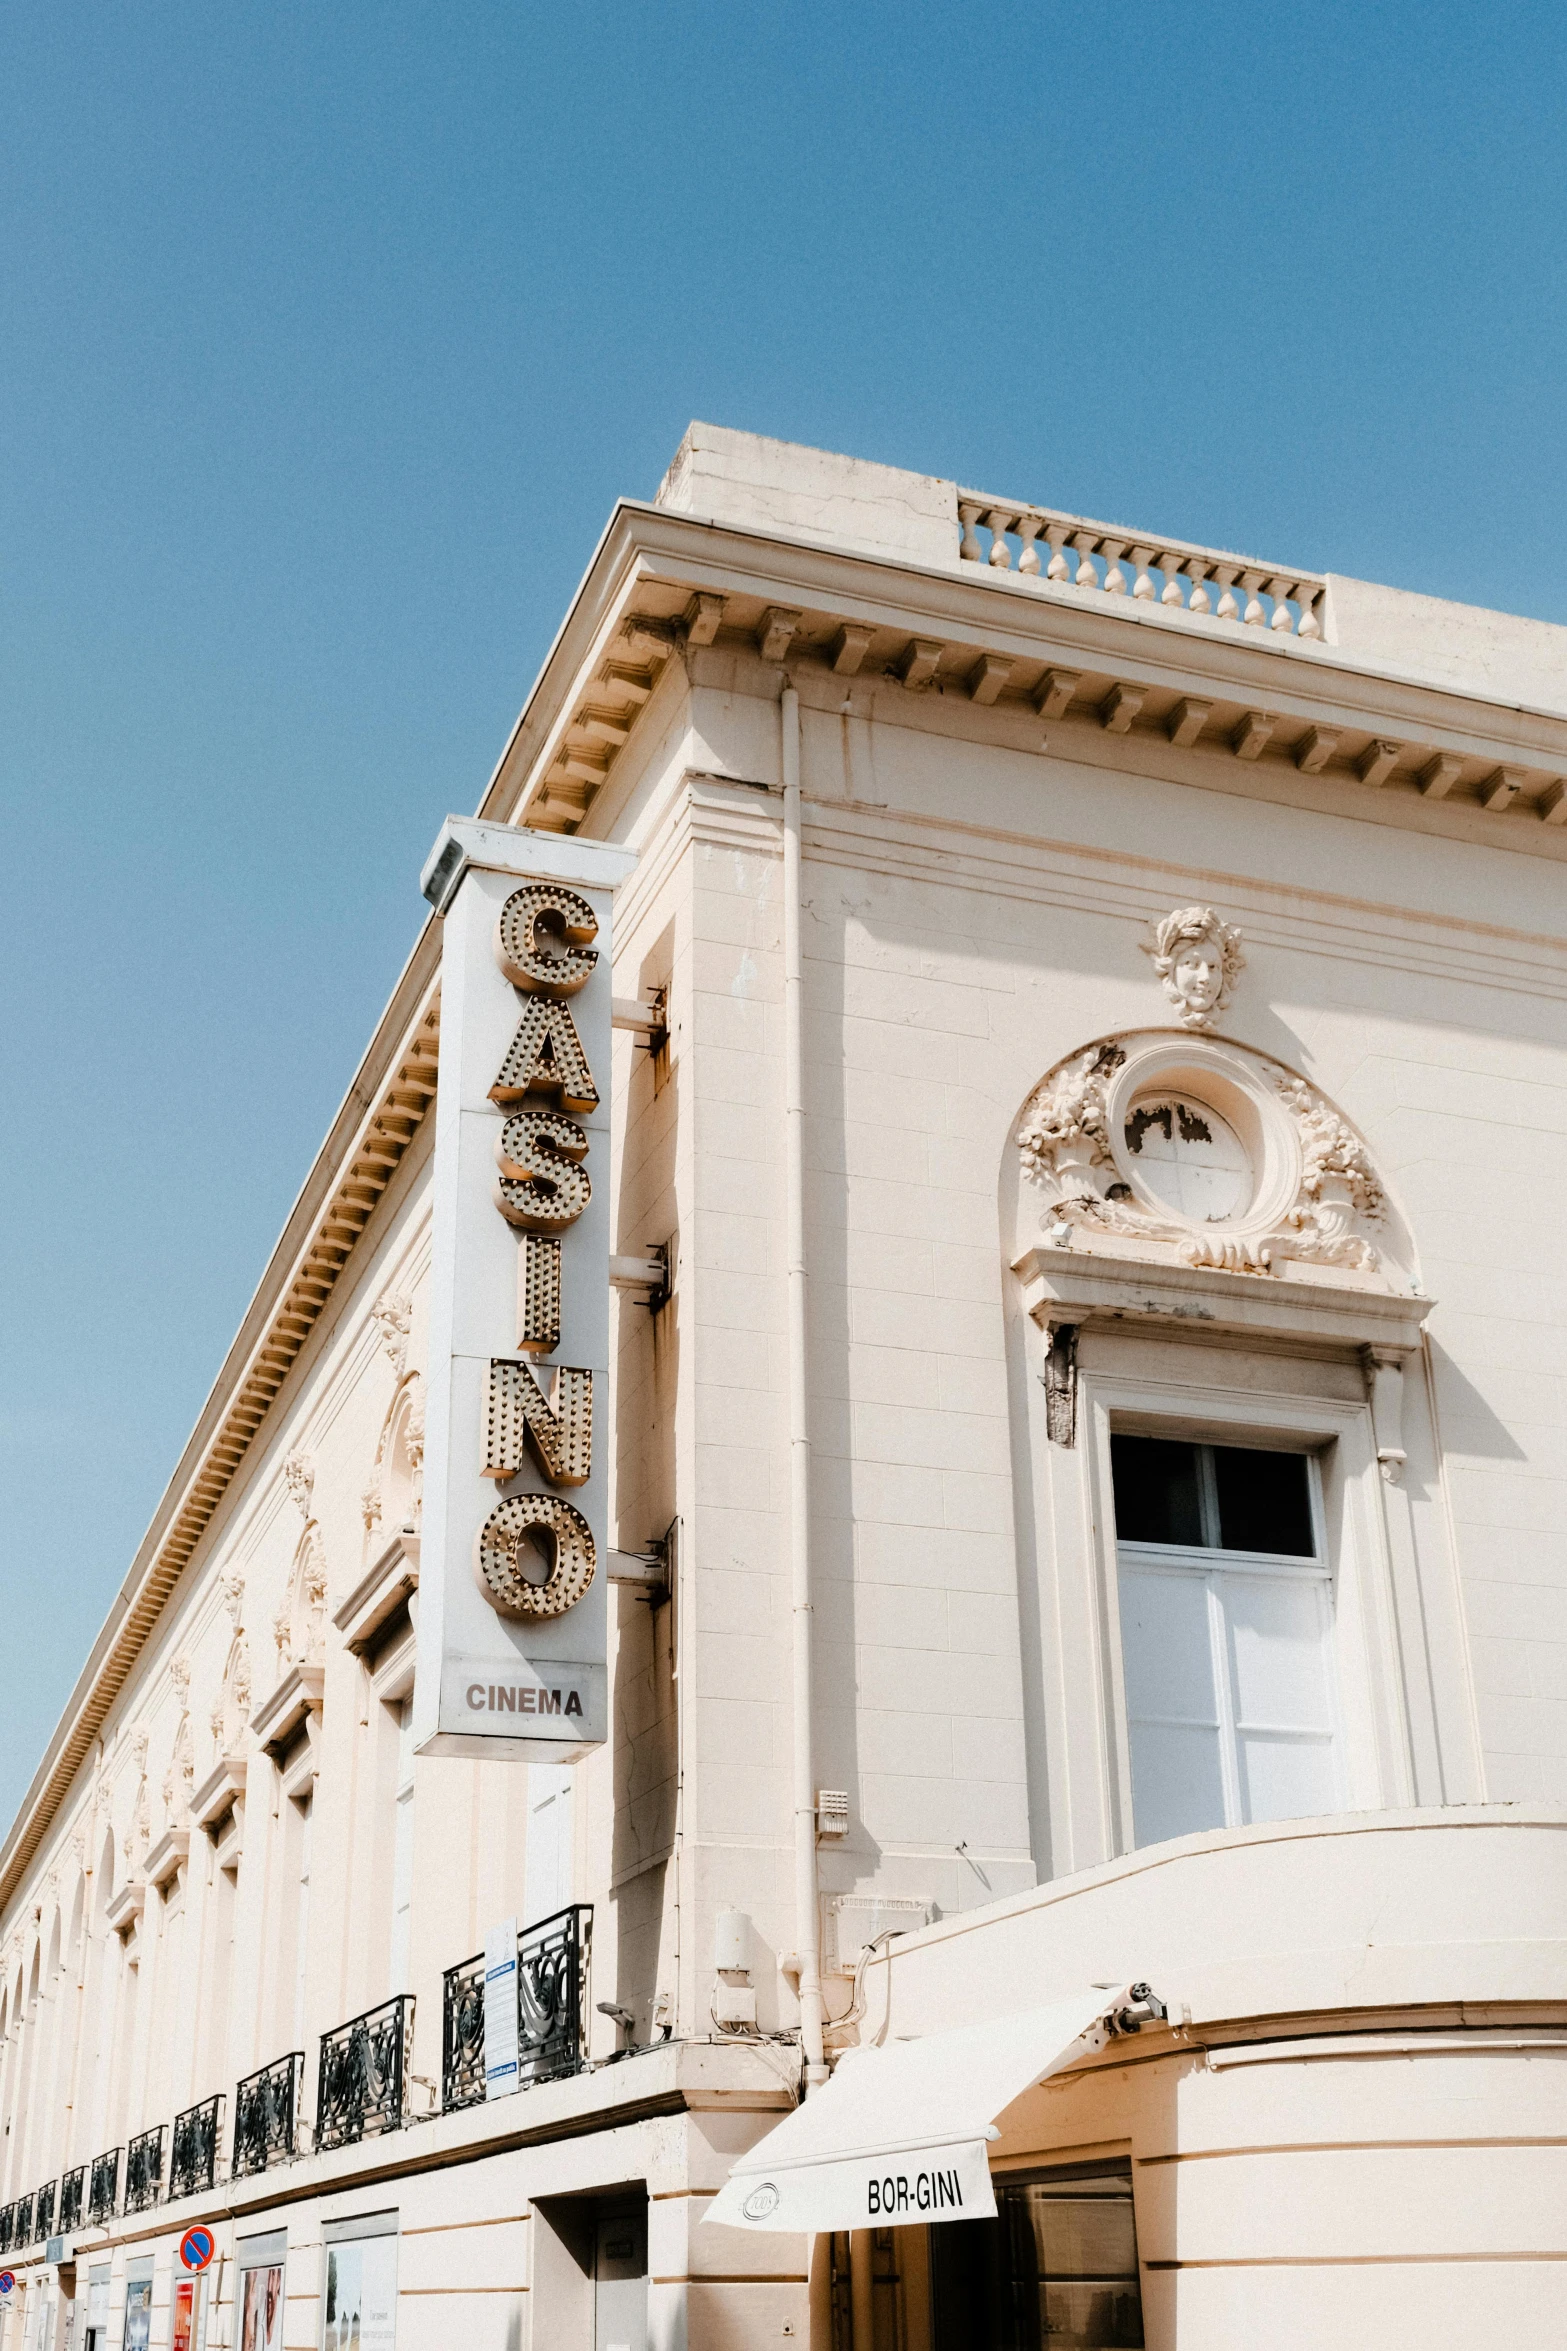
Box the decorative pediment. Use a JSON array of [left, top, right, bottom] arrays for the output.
[[1017, 1030, 1414, 1293], [333, 1530, 420, 1656], [105, 1875, 147, 1940], [250, 1661, 326, 1759], [144, 1826, 190, 1893]]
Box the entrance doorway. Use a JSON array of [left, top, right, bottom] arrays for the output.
[[593, 2203, 647, 2351]]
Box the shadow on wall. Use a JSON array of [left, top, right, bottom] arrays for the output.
[[611, 919, 680, 2041]]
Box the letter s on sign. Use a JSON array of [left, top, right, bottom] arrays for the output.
[[493, 1111, 591, 1233]]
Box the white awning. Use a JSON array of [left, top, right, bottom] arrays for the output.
[[705, 1986, 1129, 2235]]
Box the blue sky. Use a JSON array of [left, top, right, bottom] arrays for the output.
[[1, 1, 1563, 1820]]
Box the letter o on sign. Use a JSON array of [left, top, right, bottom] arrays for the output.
[[476, 1494, 597, 1619]]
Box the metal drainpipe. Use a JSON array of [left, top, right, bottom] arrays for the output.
[[782, 682, 829, 2092]]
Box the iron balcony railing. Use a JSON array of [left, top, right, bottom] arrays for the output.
[[442, 1903, 592, 2112], [34, 2180, 55, 2240], [13, 2192, 34, 2248], [316, 1994, 414, 2153], [232, 2052, 303, 2180], [87, 2150, 120, 2227], [170, 2094, 222, 2201], [0, 2202, 15, 2254], [124, 2124, 164, 2214], [59, 2166, 85, 2234]]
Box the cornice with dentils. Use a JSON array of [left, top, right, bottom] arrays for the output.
[[492, 501, 1567, 844]]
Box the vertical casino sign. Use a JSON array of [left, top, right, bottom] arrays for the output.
[[413, 819, 637, 1758]]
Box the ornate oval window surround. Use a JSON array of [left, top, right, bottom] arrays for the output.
[[1018, 1029, 1408, 1289]]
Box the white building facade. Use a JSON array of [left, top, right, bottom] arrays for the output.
[[0, 423, 1563, 2351]]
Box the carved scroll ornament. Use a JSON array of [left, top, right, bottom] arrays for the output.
[[1019, 1033, 1392, 1284]]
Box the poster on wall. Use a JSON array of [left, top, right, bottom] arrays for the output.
[[239, 2266, 283, 2351], [412, 819, 636, 1762], [170, 2279, 205, 2351], [323, 2235, 397, 2351], [122, 2278, 152, 2351]]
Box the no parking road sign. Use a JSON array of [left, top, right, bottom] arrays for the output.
[[178, 2228, 215, 2274], [0, 2272, 14, 2295]]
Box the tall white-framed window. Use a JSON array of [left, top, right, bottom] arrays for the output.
[[291, 1793, 313, 2053], [1111, 1432, 1344, 1848], [525, 1765, 574, 1926], [389, 1699, 415, 1995]]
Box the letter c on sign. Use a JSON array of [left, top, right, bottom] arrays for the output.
[[495, 883, 599, 998], [466, 1685, 486, 1709]]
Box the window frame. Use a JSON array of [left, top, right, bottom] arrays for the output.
[[1112, 1438, 1349, 1843], [1053, 1364, 1415, 1869]]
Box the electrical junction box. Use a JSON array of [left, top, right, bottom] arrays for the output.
[[712, 1979, 758, 2028], [823, 1893, 934, 1978]]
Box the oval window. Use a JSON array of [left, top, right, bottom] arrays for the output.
[[1123, 1093, 1251, 1223]]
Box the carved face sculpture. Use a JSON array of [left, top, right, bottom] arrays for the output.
[[1172, 937, 1224, 1016], [1150, 906, 1244, 1031]]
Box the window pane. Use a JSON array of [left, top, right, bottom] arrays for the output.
[[1118, 1569, 1226, 1845], [1211, 1445, 1315, 1556], [1227, 1574, 1333, 1730], [1110, 1436, 1203, 1547], [931, 2170, 1144, 2351], [1225, 1573, 1339, 1823]]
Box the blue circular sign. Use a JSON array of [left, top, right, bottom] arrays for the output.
[[178, 2229, 215, 2274], [0, 2272, 15, 2294]]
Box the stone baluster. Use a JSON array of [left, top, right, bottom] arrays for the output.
[[1102, 541, 1129, 596], [1186, 563, 1213, 616], [1296, 585, 1324, 640], [1016, 516, 1043, 574], [1044, 523, 1072, 582], [959, 502, 985, 563], [1160, 555, 1188, 608], [1267, 577, 1297, 633], [987, 510, 1014, 568], [1131, 546, 1157, 601], [1241, 570, 1268, 627], [1072, 533, 1099, 589], [1212, 565, 1241, 621]]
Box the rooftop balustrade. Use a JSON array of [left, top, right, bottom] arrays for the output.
[[170, 2094, 222, 2201], [957, 492, 1326, 641], [87, 2150, 120, 2227], [58, 2166, 84, 2234], [443, 1903, 592, 2112], [124, 2125, 164, 2215], [316, 1995, 414, 2152], [231, 2053, 302, 2181]]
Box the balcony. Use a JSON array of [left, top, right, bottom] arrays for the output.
[[59, 2166, 84, 2234], [124, 2124, 164, 2214], [315, 1994, 414, 2152], [231, 2052, 302, 2180], [442, 1904, 593, 2112], [170, 2094, 222, 2201], [34, 2180, 55, 2241], [12, 2193, 33, 2248], [87, 2150, 120, 2227]]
